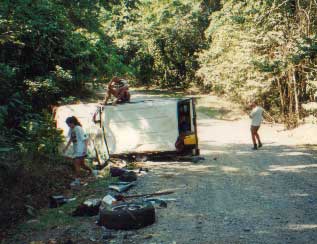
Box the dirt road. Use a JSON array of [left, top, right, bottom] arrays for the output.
[[119, 94, 317, 244]]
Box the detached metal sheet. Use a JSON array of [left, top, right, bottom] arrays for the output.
[[103, 100, 179, 154]]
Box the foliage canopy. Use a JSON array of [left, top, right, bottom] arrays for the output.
[[1, 0, 317, 151]]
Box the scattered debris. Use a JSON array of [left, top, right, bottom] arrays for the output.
[[243, 228, 251, 232], [139, 167, 149, 173], [144, 198, 167, 208], [191, 156, 205, 163], [109, 181, 137, 193], [102, 231, 116, 240], [101, 194, 117, 208], [144, 234, 154, 239], [49, 196, 76, 208], [83, 199, 101, 207], [27, 219, 40, 224], [25, 204, 37, 217], [110, 167, 126, 177], [72, 199, 101, 217], [143, 197, 177, 208], [119, 171, 138, 182]]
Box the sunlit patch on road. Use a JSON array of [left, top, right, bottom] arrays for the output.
[[268, 164, 317, 172]]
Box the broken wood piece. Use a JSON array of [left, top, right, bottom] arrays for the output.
[[115, 190, 174, 201]]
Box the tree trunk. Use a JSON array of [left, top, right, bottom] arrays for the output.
[[293, 70, 300, 120], [277, 78, 285, 115], [288, 81, 293, 114]]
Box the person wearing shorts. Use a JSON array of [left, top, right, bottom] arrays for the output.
[[63, 116, 92, 184], [250, 101, 264, 150]]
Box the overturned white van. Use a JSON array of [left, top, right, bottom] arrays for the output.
[[55, 98, 199, 161]]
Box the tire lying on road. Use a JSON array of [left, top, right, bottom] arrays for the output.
[[99, 202, 155, 230]]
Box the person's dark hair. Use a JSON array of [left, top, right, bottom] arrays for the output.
[[66, 116, 82, 126]]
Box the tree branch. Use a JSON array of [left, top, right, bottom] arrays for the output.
[[256, 0, 289, 26]]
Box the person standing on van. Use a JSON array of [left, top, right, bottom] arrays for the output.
[[63, 116, 92, 185], [250, 101, 264, 150], [104, 76, 130, 105]]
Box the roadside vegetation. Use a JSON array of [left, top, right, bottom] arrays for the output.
[[1, 0, 317, 237], [6, 175, 115, 243]]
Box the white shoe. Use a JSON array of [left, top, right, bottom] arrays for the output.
[[70, 179, 80, 187], [92, 170, 99, 177]]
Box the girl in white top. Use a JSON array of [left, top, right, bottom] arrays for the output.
[[250, 102, 263, 150], [63, 116, 92, 182]]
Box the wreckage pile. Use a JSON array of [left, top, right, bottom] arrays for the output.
[[49, 161, 175, 231]]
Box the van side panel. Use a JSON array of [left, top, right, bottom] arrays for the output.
[[103, 100, 179, 154]]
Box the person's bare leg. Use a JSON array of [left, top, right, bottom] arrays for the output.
[[251, 127, 257, 149], [104, 90, 111, 104], [175, 134, 185, 153], [109, 86, 119, 97], [255, 132, 262, 147], [104, 87, 118, 105], [80, 158, 92, 175], [126, 90, 131, 102], [74, 158, 82, 178]]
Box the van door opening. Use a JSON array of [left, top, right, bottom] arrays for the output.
[[177, 99, 199, 155]]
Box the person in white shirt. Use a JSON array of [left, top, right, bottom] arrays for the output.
[[249, 101, 264, 150], [63, 116, 92, 184]]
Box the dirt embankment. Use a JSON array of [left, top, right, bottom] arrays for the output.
[[0, 155, 73, 240]]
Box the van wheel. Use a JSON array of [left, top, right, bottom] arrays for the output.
[[99, 202, 155, 230]]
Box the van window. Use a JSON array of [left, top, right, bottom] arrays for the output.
[[178, 100, 191, 134]]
